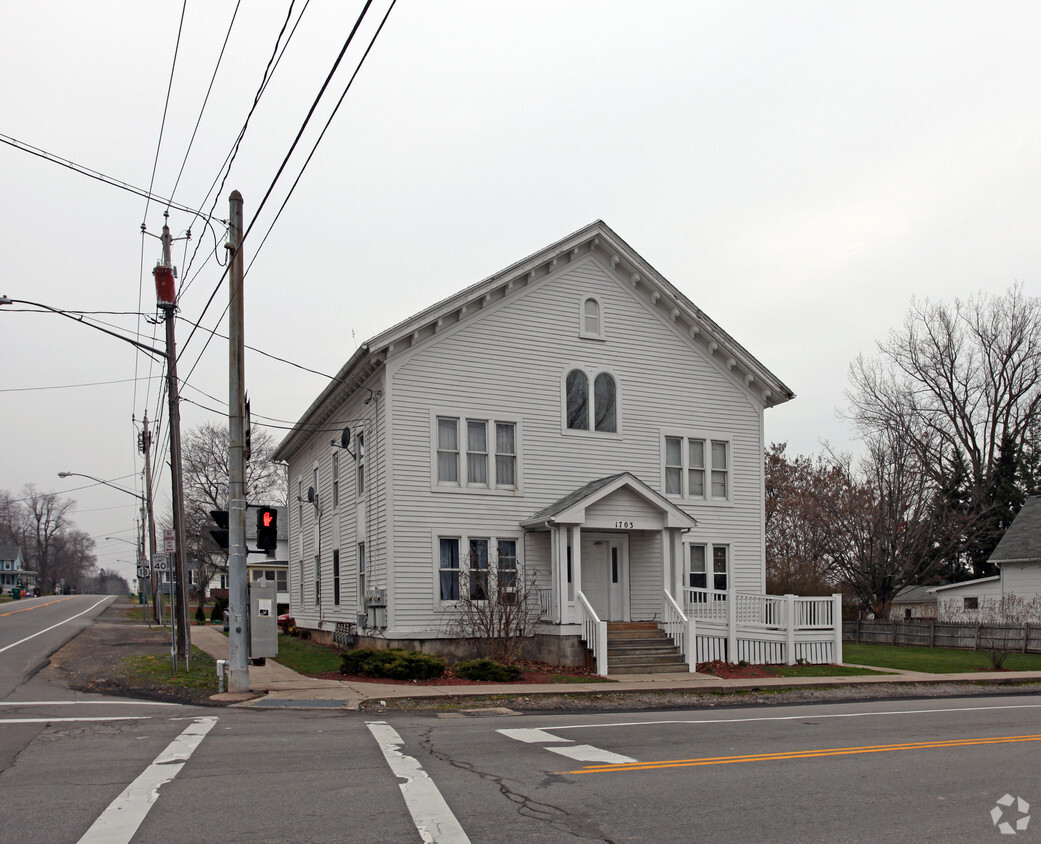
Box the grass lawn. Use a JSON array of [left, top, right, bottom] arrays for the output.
[[765, 663, 890, 677], [844, 643, 1041, 673], [123, 646, 219, 693], [269, 633, 344, 676]]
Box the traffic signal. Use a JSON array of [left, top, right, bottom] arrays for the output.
[[257, 506, 278, 552], [209, 510, 229, 552]]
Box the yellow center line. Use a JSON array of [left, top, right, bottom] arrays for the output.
[[563, 734, 1041, 775], [0, 597, 75, 617]]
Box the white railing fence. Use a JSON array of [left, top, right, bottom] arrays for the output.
[[575, 591, 608, 676], [662, 591, 697, 670], [681, 588, 842, 665]]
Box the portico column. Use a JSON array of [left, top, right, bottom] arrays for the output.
[[572, 525, 582, 607]]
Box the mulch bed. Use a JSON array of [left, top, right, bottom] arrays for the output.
[[695, 660, 778, 679], [313, 659, 605, 686]]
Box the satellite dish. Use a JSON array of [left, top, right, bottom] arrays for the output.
[[340, 427, 351, 449], [307, 487, 315, 504]]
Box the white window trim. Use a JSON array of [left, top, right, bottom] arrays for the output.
[[578, 294, 606, 341], [331, 450, 339, 510], [430, 411, 523, 495], [661, 430, 732, 503], [560, 366, 622, 438], [356, 429, 366, 499], [685, 542, 730, 593], [432, 532, 522, 608]]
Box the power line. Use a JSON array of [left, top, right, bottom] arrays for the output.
[[0, 133, 219, 221], [166, 0, 243, 209], [246, 0, 398, 276], [141, 0, 188, 226], [179, 0, 306, 297], [0, 376, 160, 393], [178, 0, 377, 380], [174, 313, 348, 382]]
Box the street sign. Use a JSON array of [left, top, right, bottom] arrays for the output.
[[163, 529, 175, 553], [153, 554, 171, 572], [136, 565, 150, 579]]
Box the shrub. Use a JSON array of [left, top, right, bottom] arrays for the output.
[[195, 604, 207, 624], [210, 598, 226, 624], [340, 648, 445, 680], [453, 658, 522, 682]]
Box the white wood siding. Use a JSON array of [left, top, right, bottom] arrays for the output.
[[1001, 563, 1041, 601], [385, 256, 767, 635], [286, 370, 387, 629]]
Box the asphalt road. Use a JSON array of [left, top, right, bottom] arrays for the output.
[[1, 600, 1039, 842]]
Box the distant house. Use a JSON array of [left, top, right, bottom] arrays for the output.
[[931, 496, 1041, 618], [273, 221, 842, 671], [891, 584, 938, 620], [0, 545, 37, 595]]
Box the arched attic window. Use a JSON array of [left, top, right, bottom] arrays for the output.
[[579, 296, 605, 339]]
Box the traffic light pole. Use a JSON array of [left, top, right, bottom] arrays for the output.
[[227, 190, 249, 693]]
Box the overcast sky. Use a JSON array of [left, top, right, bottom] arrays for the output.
[[3, 1, 1039, 584]]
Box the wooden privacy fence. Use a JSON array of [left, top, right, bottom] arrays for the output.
[[844, 619, 1041, 653]]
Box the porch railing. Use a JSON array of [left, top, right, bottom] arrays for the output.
[[682, 587, 843, 665], [662, 591, 696, 670], [684, 588, 837, 629], [575, 590, 608, 676]]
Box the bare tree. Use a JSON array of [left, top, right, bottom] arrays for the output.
[[179, 422, 287, 608], [823, 431, 952, 619], [48, 529, 97, 592], [846, 284, 1041, 576], [20, 484, 75, 592], [765, 443, 842, 595], [445, 551, 545, 665]]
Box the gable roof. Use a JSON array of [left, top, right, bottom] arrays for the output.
[[928, 576, 1001, 595], [274, 220, 795, 462], [891, 584, 938, 604], [521, 472, 698, 530], [0, 545, 22, 562], [989, 496, 1041, 565]]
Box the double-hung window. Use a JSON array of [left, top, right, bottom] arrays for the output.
[[664, 435, 729, 500], [331, 452, 339, 507], [437, 534, 520, 603], [687, 544, 728, 596], [436, 417, 518, 489], [332, 550, 341, 606]]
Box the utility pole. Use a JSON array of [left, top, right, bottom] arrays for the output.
[[140, 412, 160, 624], [227, 190, 249, 693], [153, 212, 191, 667]]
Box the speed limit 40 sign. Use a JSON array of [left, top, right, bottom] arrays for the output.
[[153, 554, 171, 572]]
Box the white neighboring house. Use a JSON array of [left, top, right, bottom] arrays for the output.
[[0, 545, 36, 595], [931, 496, 1041, 618], [273, 221, 842, 671]]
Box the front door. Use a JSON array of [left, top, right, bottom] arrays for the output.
[[581, 533, 630, 621]]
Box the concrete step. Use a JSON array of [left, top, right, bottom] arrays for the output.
[[609, 652, 687, 667], [609, 661, 691, 675], [608, 646, 684, 658]]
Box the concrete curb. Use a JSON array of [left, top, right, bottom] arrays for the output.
[[189, 627, 1041, 712]]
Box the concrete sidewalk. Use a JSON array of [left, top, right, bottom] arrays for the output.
[[191, 627, 1041, 711]]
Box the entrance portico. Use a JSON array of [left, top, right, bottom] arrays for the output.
[[522, 473, 697, 626]]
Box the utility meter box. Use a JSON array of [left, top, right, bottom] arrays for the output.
[[249, 581, 278, 659]]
